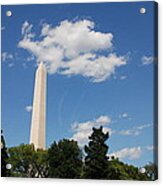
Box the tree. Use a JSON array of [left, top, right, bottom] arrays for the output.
[[8, 144, 48, 177], [107, 158, 149, 180], [48, 139, 82, 178], [1, 130, 10, 177], [31, 149, 49, 177], [84, 126, 109, 179]]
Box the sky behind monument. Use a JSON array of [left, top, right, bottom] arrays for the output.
[[1, 1, 156, 167]]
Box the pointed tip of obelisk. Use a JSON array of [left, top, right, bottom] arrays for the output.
[[39, 61, 44, 67], [38, 61, 46, 71]]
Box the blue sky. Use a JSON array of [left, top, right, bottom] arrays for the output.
[[1, 1, 157, 167]]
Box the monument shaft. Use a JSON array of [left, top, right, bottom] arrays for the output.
[[30, 63, 46, 150]]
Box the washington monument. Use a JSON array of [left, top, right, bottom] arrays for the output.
[[30, 62, 47, 150]]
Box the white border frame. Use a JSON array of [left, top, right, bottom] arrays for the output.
[[0, 0, 162, 185]]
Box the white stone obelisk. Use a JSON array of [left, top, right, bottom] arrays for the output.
[[30, 62, 46, 150]]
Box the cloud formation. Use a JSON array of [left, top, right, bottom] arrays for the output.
[[119, 112, 129, 119], [1, 52, 14, 62], [120, 75, 127, 80], [18, 20, 127, 82], [109, 144, 154, 161], [141, 55, 154, 65], [146, 145, 154, 151], [25, 105, 32, 112], [71, 115, 111, 146], [118, 124, 152, 136], [110, 146, 142, 160]]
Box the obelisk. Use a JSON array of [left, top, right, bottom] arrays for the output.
[[30, 62, 46, 150]]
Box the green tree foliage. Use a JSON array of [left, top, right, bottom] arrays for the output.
[[32, 149, 49, 177], [48, 139, 82, 178], [1, 130, 10, 177], [8, 144, 48, 177], [107, 158, 149, 180], [84, 126, 109, 179], [2, 127, 157, 180]]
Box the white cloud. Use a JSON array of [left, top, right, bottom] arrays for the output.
[[119, 112, 129, 119], [141, 55, 154, 65], [27, 55, 35, 62], [110, 146, 142, 160], [146, 145, 154, 151], [18, 19, 127, 82], [71, 115, 111, 146], [136, 124, 152, 130], [120, 75, 127, 80], [109, 144, 154, 161], [118, 124, 152, 136], [21, 21, 34, 38], [8, 63, 14, 68], [40, 20, 113, 58], [25, 105, 32, 112], [1, 52, 14, 62], [61, 53, 126, 82], [119, 129, 140, 136]]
